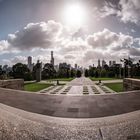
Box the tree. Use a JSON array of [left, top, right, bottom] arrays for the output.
[[12, 63, 32, 81], [121, 57, 134, 78], [89, 67, 95, 77], [70, 69, 76, 77], [58, 63, 71, 78], [42, 63, 56, 79], [76, 70, 82, 78], [95, 70, 99, 78], [0, 65, 3, 76], [101, 69, 107, 77], [84, 69, 89, 77]]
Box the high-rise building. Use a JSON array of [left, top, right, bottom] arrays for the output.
[[109, 60, 116, 67], [109, 61, 112, 67], [50, 51, 54, 66], [98, 59, 101, 67], [112, 61, 116, 65], [27, 56, 34, 71], [102, 60, 106, 68], [28, 56, 32, 66], [75, 64, 78, 70]]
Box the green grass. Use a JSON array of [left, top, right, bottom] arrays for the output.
[[24, 83, 53, 92], [47, 78, 74, 82], [104, 83, 123, 92], [90, 77, 120, 81]]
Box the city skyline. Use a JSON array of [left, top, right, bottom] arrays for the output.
[[0, 0, 140, 67]]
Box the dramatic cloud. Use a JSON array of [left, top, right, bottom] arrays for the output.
[[1, 20, 140, 66], [0, 40, 9, 51], [87, 28, 133, 50], [60, 38, 87, 54], [129, 47, 140, 56], [83, 28, 140, 66], [100, 0, 140, 24], [8, 20, 62, 50]]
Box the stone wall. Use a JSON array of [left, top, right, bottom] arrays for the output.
[[0, 79, 24, 90], [123, 78, 140, 91]]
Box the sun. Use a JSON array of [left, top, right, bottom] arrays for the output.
[[64, 3, 86, 27]]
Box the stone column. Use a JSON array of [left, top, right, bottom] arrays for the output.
[[36, 61, 42, 82]]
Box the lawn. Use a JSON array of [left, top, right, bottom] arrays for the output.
[[47, 77, 74, 82], [24, 83, 53, 92], [90, 77, 120, 81], [104, 83, 123, 92]]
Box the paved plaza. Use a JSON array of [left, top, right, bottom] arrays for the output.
[[0, 81, 139, 118], [39, 77, 115, 95], [0, 77, 140, 139]]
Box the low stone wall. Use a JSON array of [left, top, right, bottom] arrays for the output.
[[123, 78, 140, 91], [0, 79, 24, 90]]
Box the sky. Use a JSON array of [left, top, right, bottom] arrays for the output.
[[0, 0, 140, 67]]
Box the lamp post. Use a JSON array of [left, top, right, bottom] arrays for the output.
[[120, 59, 126, 78]]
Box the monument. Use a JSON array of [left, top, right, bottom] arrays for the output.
[[36, 60, 42, 82]]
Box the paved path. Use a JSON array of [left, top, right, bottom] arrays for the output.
[[39, 77, 115, 95], [67, 77, 95, 86], [0, 103, 140, 140], [0, 88, 140, 118]]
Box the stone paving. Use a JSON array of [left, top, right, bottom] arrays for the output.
[[0, 103, 139, 140], [0, 87, 140, 118], [0, 78, 139, 139], [39, 77, 115, 95]]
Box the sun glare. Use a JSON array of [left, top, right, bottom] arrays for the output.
[[64, 4, 86, 27]]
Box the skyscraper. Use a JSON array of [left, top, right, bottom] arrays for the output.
[[50, 51, 54, 66], [28, 56, 32, 66], [102, 60, 106, 68], [98, 59, 101, 67], [109, 61, 112, 67], [27, 56, 34, 71], [112, 61, 116, 65]]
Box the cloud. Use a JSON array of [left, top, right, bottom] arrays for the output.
[[0, 40, 9, 51], [2, 56, 27, 65], [87, 28, 133, 50], [83, 29, 140, 66], [1, 20, 140, 67], [64, 55, 76, 59], [100, 0, 140, 25], [129, 47, 140, 56], [60, 38, 87, 54], [8, 20, 62, 50]]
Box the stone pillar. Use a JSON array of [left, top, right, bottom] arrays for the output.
[[36, 61, 42, 82]]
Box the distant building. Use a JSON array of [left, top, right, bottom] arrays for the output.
[[109, 61, 112, 67], [27, 56, 34, 71], [75, 64, 78, 70], [112, 61, 116, 65], [109, 60, 116, 67], [102, 60, 106, 68], [54, 65, 59, 72], [59, 63, 71, 70], [97, 59, 101, 68], [50, 51, 54, 66], [2, 65, 12, 74], [28, 56, 32, 66]]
